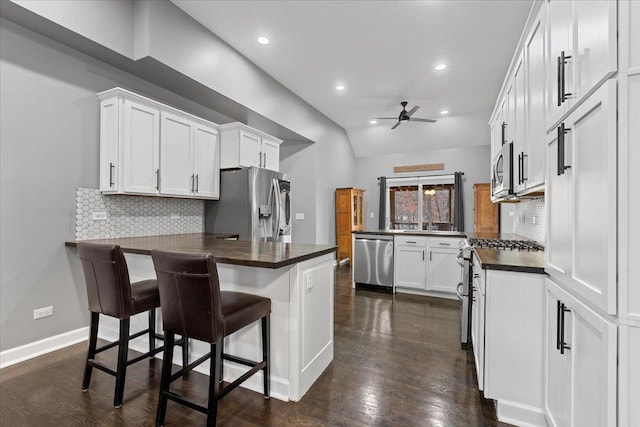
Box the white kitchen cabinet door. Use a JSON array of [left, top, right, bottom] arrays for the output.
[[99, 98, 119, 192], [546, 0, 572, 128], [122, 99, 160, 195], [394, 237, 427, 290], [545, 126, 571, 282], [544, 280, 571, 427], [567, 81, 617, 314], [512, 52, 527, 194], [238, 130, 261, 168], [572, 0, 617, 105], [193, 124, 219, 199], [524, 8, 546, 190], [261, 137, 280, 171], [426, 239, 463, 294], [546, 81, 616, 315], [544, 278, 617, 427], [160, 112, 193, 196]]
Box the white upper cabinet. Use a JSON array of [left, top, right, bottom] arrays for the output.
[[512, 53, 527, 194], [546, 0, 617, 131], [160, 112, 219, 199], [219, 123, 282, 171], [545, 81, 617, 315], [98, 87, 219, 200]]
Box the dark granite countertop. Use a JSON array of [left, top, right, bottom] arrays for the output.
[[473, 248, 546, 274], [353, 229, 467, 238], [65, 233, 336, 269]]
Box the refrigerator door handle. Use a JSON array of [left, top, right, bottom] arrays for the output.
[[272, 178, 282, 241]]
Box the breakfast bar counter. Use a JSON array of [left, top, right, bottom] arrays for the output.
[[66, 233, 337, 402]]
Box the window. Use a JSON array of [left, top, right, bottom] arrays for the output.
[[387, 176, 455, 231]]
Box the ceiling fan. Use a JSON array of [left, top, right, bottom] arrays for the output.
[[373, 101, 437, 129]]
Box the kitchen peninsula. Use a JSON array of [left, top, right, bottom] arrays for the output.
[[66, 233, 337, 402]]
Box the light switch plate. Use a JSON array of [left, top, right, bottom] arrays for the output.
[[295, 213, 305, 220], [92, 211, 107, 221], [369, 212, 374, 218]]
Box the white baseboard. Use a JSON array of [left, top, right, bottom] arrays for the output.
[[496, 400, 547, 427], [0, 327, 89, 369]]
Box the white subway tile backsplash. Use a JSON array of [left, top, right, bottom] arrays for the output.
[[513, 198, 545, 244], [75, 188, 203, 240]]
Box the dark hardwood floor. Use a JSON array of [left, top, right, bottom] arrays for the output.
[[0, 265, 510, 426]]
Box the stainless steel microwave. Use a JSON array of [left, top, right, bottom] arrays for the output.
[[492, 141, 513, 198]]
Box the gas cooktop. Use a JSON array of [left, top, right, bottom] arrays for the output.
[[468, 238, 544, 251]]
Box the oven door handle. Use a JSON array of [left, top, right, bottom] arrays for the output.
[[456, 282, 465, 300]]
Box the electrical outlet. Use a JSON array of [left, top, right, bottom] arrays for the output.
[[532, 216, 538, 225], [171, 214, 181, 220], [92, 211, 108, 221], [34, 306, 53, 320], [295, 213, 305, 220], [370, 212, 375, 218]]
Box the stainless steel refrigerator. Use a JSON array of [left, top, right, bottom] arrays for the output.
[[205, 167, 291, 242]]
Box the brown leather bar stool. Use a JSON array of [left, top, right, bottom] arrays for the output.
[[77, 242, 188, 408], [151, 250, 271, 427]]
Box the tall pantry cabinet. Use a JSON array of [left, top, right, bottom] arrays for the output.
[[335, 188, 365, 263], [543, 1, 639, 426]]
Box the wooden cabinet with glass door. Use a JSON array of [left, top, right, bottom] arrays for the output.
[[335, 188, 365, 263]]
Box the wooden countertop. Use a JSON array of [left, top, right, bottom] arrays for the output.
[[473, 248, 545, 274], [65, 233, 336, 269]]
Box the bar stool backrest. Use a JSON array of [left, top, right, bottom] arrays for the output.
[[151, 250, 224, 343], [77, 243, 133, 319]]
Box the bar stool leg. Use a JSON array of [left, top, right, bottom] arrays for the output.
[[114, 318, 130, 408], [206, 342, 222, 427], [82, 312, 100, 391], [149, 309, 156, 354], [219, 338, 224, 384], [181, 335, 189, 373], [156, 333, 174, 427], [261, 315, 270, 398]]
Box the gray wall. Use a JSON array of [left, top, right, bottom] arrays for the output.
[[0, 9, 354, 352], [354, 145, 492, 232]]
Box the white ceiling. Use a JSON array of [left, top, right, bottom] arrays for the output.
[[172, 0, 533, 158]]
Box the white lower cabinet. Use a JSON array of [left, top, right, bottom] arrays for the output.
[[393, 236, 463, 294], [482, 268, 546, 426], [426, 238, 464, 293], [394, 236, 427, 290], [544, 278, 617, 427]]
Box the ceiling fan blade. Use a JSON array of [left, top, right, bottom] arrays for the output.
[[406, 105, 420, 117], [371, 117, 399, 120], [391, 121, 403, 130], [410, 117, 438, 123]]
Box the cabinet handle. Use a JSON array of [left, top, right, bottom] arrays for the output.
[[109, 163, 115, 187], [263, 152, 267, 168], [557, 124, 571, 176], [190, 174, 195, 192], [430, 251, 432, 261], [473, 273, 480, 279], [522, 153, 528, 182], [560, 50, 572, 103], [406, 241, 417, 244], [195, 174, 199, 192], [556, 55, 562, 107], [560, 303, 571, 354], [156, 169, 160, 191], [259, 151, 263, 167], [422, 251, 425, 261], [438, 242, 451, 246], [518, 153, 522, 184], [556, 300, 562, 350], [501, 122, 507, 146]]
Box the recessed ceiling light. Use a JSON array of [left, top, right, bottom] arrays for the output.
[[257, 36, 270, 45], [335, 84, 345, 91], [434, 63, 447, 71], [369, 119, 378, 125], [440, 110, 449, 115]]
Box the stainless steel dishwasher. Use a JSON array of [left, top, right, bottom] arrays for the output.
[[353, 234, 394, 288]]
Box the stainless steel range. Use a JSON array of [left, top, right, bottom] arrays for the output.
[[468, 238, 544, 251]]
